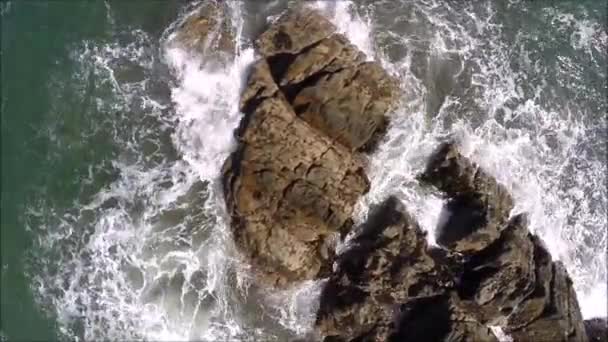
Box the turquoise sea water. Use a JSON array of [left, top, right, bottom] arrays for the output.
[[1, 1, 606, 341]]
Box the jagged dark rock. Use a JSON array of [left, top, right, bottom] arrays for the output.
[[457, 213, 536, 323], [420, 141, 589, 342], [506, 255, 588, 341], [316, 197, 497, 342], [418, 141, 514, 254]]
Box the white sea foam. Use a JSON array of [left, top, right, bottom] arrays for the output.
[[28, 2, 253, 340], [28, 1, 606, 341]]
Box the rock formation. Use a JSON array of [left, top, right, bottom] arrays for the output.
[[314, 142, 590, 341], [418, 142, 588, 342], [211, 5, 591, 342], [222, 6, 398, 288], [316, 197, 497, 341]]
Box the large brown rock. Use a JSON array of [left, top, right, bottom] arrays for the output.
[[223, 6, 398, 288], [279, 33, 366, 87], [223, 61, 369, 287], [292, 62, 398, 151], [256, 7, 399, 152]]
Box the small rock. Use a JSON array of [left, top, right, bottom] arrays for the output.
[[169, 1, 235, 57]]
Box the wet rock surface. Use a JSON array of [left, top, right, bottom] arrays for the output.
[[214, 5, 588, 342], [418, 141, 514, 254]]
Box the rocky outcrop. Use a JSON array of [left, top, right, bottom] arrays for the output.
[[419, 141, 588, 342], [255, 7, 336, 58], [417, 141, 514, 254], [316, 197, 497, 341], [222, 6, 398, 287], [314, 142, 589, 341]]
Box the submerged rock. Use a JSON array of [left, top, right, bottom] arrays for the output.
[[169, 1, 235, 58]]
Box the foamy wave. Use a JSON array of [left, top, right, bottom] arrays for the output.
[[27, 3, 606, 342], [27, 2, 254, 340]]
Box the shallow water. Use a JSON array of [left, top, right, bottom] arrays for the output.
[[1, 1, 605, 340]]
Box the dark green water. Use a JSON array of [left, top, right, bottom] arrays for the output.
[[1, 2, 183, 340], [1, 1, 606, 341]]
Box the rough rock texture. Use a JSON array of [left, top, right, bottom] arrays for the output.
[[292, 61, 397, 151], [169, 1, 234, 57], [223, 7, 398, 287], [255, 8, 399, 152], [316, 197, 497, 342], [255, 6, 336, 57], [420, 141, 589, 342], [418, 141, 514, 254], [223, 83, 369, 287], [456, 213, 536, 323], [279, 33, 366, 86]]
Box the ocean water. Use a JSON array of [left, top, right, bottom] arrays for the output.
[[1, 1, 605, 341]]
